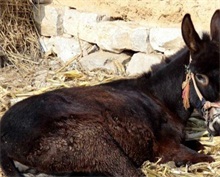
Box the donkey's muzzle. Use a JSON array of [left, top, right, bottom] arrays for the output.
[[206, 107, 220, 135]]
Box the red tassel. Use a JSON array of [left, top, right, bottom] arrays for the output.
[[182, 82, 190, 110]]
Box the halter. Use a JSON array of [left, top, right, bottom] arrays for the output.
[[182, 55, 220, 123]]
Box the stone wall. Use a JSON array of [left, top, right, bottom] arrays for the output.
[[33, 1, 190, 76]]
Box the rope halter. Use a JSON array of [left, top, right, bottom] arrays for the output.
[[182, 56, 220, 124]]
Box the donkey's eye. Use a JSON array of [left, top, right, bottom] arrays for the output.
[[195, 74, 209, 86]]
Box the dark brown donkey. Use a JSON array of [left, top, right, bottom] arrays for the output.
[[0, 10, 220, 177]]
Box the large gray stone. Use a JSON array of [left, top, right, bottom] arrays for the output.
[[40, 36, 93, 62], [95, 21, 151, 53], [63, 8, 111, 43], [126, 53, 162, 76], [33, 4, 65, 36], [79, 51, 131, 74], [150, 28, 184, 56]]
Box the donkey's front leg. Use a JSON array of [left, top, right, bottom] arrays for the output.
[[158, 139, 214, 166]]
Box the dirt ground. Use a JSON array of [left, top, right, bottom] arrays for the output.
[[54, 0, 220, 30]]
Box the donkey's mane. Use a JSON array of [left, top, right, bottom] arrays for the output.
[[141, 46, 188, 79]]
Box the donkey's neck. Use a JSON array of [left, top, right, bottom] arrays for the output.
[[142, 49, 193, 123]]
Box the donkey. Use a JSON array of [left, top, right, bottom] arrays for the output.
[[0, 10, 220, 177]]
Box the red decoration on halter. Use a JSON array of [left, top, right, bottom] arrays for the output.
[[182, 71, 192, 110]]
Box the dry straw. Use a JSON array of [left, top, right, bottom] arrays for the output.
[[0, 0, 41, 73], [0, 0, 39, 115], [0, 1, 220, 177]]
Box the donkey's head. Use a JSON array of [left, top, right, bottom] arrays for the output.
[[181, 10, 220, 135]]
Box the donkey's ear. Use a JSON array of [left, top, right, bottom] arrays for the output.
[[181, 14, 201, 53], [210, 9, 220, 42]]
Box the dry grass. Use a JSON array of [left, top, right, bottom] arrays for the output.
[[0, 0, 41, 75], [0, 0, 40, 115], [0, 1, 220, 177]]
